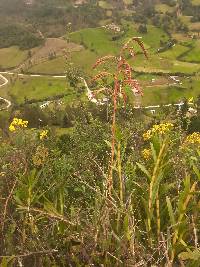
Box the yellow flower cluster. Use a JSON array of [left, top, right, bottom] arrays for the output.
[[39, 130, 48, 140], [184, 132, 200, 145], [9, 118, 28, 132], [142, 148, 151, 160], [143, 123, 174, 140]]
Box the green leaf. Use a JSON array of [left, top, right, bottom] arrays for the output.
[[136, 162, 151, 181], [44, 201, 61, 217], [178, 176, 191, 214], [166, 196, 176, 227], [115, 126, 123, 142], [193, 164, 200, 181], [150, 142, 157, 163], [179, 249, 200, 261], [0, 256, 15, 267], [123, 214, 129, 235], [151, 172, 163, 208]]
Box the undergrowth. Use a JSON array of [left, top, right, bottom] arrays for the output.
[[0, 40, 200, 267]]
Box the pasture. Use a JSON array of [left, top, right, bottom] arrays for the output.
[[181, 40, 200, 63], [28, 57, 67, 75], [0, 46, 28, 69], [6, 75, 70, 104]]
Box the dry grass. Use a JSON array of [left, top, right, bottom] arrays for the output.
[[17, 38, 83, 72], [30, 38, 83, 64]]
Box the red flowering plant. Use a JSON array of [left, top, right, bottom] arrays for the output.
[[91, 37, 148, 195]]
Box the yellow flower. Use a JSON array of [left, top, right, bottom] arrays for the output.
[[188, 97, 194, 103], [184, 132, 200, 145], [143, 122, 174, 140], [142, 148, 151, 160], [9, 124, 16, 132], [143, 130, 152, 140], [9, 118, 28, 132], [39, 130, 49, 140]]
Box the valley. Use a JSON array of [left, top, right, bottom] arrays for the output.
[[0, 1, 200, 265]]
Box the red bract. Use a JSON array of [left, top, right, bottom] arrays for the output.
[[93, 55, 117, 69], [92, 72, 113, 82]]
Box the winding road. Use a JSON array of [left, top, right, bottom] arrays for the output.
[[0, 74, 11, 111], [0, 71, 66, 110], [0, 71, 193, 112]]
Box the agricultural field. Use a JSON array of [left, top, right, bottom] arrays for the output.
[[5, 75, 72, 104], [18, 21, 199, 107], [28, 38, 82, 64], [1, 20, 200, 108], [25, 23, 200, 78], [69, 27, 120, 56], [129, 53, 200, 75], [126, 73, 200, 105], [181, 40, 200, 63], [0, 46, 28, 69], [159, 44, 189, 60], [141, 77, 200, 105], [28, 56, 67, 75], [67, 23, 170, 75]]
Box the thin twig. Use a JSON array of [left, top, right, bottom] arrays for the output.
[[17, 206, 76, 226], [1, 178, 18, 232], [0, 249, 59, 259]]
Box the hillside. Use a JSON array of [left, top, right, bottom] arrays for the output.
[[0, 2, 200, 265]]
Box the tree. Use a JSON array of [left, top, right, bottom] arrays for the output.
[[138, 24, 148, 34]]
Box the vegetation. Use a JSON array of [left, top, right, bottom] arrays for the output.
[[0, 91, 200, 267], [0, 47, 29, 70], [0, 2, 200, 265], [28, 57, 67, 75], [181, 40, 200, 63], [0, 24, 43, 50], [6, 76, 71, 105]]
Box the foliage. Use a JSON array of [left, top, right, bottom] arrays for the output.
[[0, 103, 200, 266], [1, 43, 200, 266], [0, 24, 43, 50]]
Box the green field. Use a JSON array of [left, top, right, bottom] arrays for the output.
[[0, 46, 28, 69], [2, 22, 198, 107], [25, 24, 171, 77], [141, 77, 200, 105], [69, 23, 168, 55], [120, 22, 169, 50], [159, 44, 189, 60], [6, 76, 72, 104], [28, 57, 66, 75], [181, 40, 200, 63], [129, 53, 200, 74], [70, 27, 120, 56], [68, 24, 170, 75]]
